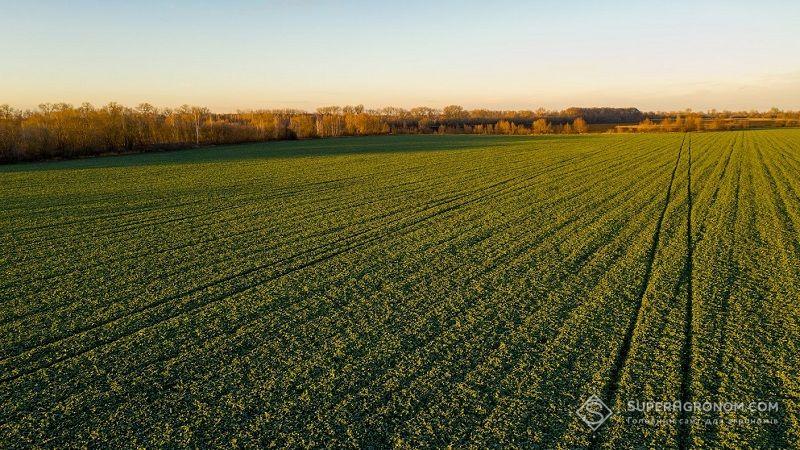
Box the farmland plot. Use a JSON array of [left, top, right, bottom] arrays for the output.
[[0, 131, 798, 448]]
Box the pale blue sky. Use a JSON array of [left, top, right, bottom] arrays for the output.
[[2, 0, 799, 112]]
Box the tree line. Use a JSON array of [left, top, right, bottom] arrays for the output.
[[0, 103, 602, 162], [616, 111, 800, 133], [1, 103, 798, 162]]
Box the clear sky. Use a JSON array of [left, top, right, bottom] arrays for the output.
[[2, 0, 799, 112]]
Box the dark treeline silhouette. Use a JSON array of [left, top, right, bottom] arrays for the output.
[[565, 107, 643, 124], [1, 103, 798, 162]]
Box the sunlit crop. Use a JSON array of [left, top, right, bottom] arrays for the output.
[[1, 131, 797, 448]]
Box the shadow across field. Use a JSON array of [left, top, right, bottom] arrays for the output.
[[0, 134, 598, 173]]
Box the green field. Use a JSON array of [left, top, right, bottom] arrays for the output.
[[1, 131, 799, 448]]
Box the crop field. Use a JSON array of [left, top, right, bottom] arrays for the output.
[[1, 130, 799, 448]]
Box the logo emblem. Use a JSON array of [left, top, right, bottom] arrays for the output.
[[576, 394, 613, 430]]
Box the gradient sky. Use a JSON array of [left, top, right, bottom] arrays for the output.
[[2, 0, 799, 112]]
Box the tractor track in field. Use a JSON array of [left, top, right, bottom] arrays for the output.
[[590, 133, 686, 450]]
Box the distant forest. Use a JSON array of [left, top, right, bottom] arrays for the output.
[[1, 103, 798, 162]]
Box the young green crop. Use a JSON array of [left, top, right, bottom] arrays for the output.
[[1, 131, 798, 448]]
